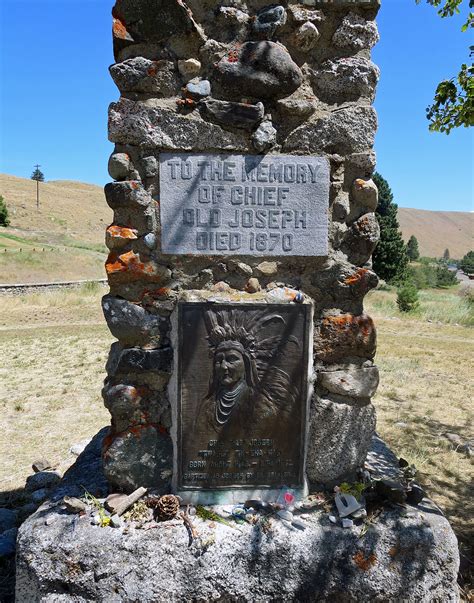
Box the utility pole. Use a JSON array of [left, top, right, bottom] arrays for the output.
[[35, 165, 40, 210], [31, 164, 45, 210]]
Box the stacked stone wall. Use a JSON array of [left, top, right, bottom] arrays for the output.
[[102, 0, 382, 493]]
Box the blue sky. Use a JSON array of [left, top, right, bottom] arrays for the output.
[[0, 0, 472, 212]]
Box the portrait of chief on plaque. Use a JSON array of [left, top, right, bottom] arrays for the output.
[[178, 303, 310, 490]]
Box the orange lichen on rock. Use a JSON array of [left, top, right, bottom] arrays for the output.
[[353, 551, 377, 571], [354, 178, 367, 190], [141, 287, 172, 300], [106, 225, 138, 249], [314, 313, 376, 362], [112, 16, 133, 41], [103, 422, 168, 454], [106, 250, 167, 284], [344, 268, 369, 286]]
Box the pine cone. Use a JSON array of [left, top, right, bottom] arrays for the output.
[[144, 495, 161, 509], [155, 495, 180, 520]]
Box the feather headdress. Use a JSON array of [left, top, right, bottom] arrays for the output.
[[204, 308, 298, 390]]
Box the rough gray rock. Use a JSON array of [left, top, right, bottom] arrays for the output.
[[106, 344, 173, 376], [108, 152, 132, 181], [30, 489, 50, 504], [252, 5, 286, 39], [177, 58, 201, 82], [110, 58, 180, 95], [319, 366, 379, 398], [255, 261, 278, 277], [290, 21, 321, 52], [16, 433, 460, 602], [104, 425, 173, 493], [276, 94, 317, 120], [212, 41, 303, 100], [103, 384, 145, 433], [333, 12, 380, 51], [63, 496, 87, 513], [143, 232, 157, 249], [25, 471, 61, 493], [284, 106, 378, 155], [102, 294, 166, 346], [0, 508, 17, 534], [215, 6, 250, 41], [200, 99, 264, 130], [251, 120, 277, 152], [185, 78, 211, 100], [307, 398, 376, 485], [443, 432, 472, 456], [342, 213, 380, 266], [70, 439, 92, 457], [351, 178, 378, 210], [288, 5, 323, 24], [109, 98, 250, 151], [112, 0, 205, 59], [313, 312, 377, 364], [31, 458, 53, 473], [104, 180, 152, 210], [310, 57, 380, 103], [102, 379, 170, 434], [141, 155, 158, 177], [346, 151, 377, 179]]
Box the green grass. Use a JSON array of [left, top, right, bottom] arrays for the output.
[[366, 285, 474, 326], [0, 231, 106, 255], [0, 232, 43, 246], [60, 236, 107, 254]]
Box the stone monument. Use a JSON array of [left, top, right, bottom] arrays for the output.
[[101, 0, 382, 501], [15, 1, 460, 600]]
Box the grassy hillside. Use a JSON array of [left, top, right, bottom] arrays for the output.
[[0, 174, 112, 283], [398, 207, 473, 260]]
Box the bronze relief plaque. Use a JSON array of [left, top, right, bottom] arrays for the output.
[[177, 303, 310, 491]]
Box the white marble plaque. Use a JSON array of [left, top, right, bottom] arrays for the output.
[[159, 153, 329, 256]]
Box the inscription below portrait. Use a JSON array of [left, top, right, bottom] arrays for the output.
[[160, 153, 329, 256], [178, 303, 310, 490]]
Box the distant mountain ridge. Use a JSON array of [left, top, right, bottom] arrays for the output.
[[398, 207, 473, 259]]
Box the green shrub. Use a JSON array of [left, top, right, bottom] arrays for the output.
[[408, 263, 437, 289], [436, 265, 458, 288], [397, 283, 420, 312], [0, 195, 10, 227]]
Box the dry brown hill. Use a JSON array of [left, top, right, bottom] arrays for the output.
[[398, 207, 473, 260], [0, 173, 110, 245], [0, 174, 112, 284]]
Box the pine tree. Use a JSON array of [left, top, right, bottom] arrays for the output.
[[407, 235, 420, 261], [372, 172, 409, 283], [459, 251, 474, 276], [31, 165, 45, 209], [31, 167, 44, 182], [0, 195, 10, 227], [443, 248, 450, 261]]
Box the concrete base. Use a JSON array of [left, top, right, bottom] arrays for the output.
[[15, 432, 460, 603]]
